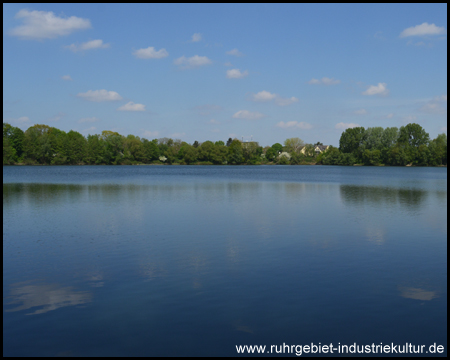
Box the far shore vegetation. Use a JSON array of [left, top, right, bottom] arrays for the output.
[[3, 122, 447, 167]]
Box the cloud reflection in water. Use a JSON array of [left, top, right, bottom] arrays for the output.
[[5, 281, 92, 315]]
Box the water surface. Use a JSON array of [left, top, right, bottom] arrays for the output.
[[3, 166, 447, 356]]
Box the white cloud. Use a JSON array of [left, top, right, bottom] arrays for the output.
[[308, 79, 320, 85], [400, 23, 447, 38], [362, 83, 389, 96], [142, 130, 159, 138], [209, 119, 220, 124], [335, 122, 360, 130], [191, 33, 202, 42], [232, 110, 265, 120], [276, 121, 312, 129], [226, 69, 248, 79], [117, 101, 146, 112], [133, 46, 168, 59], [354, 109, 367, 115], [224, 62, 233, 67], [10, 9, 91, 40], [61, 75, 72, 81], [386, 113, 394, 119], [252, 91, 277, 102], [308, 77, 340, 85], [78, 117, 100, 123], [420, 94, 447, 114], [66, 39, 110, 52], [275, 97, 299, 106], [174, 55, 212, 69], [250, 91, 298, 106], [77, 89, 123, 102], [226, 48, 244, 56]]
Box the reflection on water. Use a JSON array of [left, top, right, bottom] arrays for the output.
[[398, 286, 439, 301], [3, 166, 447, 356], [365, 227, 386, 245], [5, 281, 92, 315], [340, 185, 430, 209]]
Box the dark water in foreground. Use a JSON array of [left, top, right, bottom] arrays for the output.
[[3, 166, 447, 356]]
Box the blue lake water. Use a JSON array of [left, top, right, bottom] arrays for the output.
[[3, 166, 447, 356]]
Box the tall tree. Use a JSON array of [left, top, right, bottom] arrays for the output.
[[339, 127, 366, 155], [228, 139, 243, 164], [284, 137, 304, 154], [397, 123, 430, 148]]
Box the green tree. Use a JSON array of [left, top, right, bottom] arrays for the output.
[[198, 141, 215, 162], [339, 127, 366, 158], [3, 137, 16, 164], [102, 130, 124, 164], [271, 143, 283, 154], [210, 144, 228, 164], [362, 149, 382, 166], [242, 141, 260, 162], [265, 147, 277, 162], [3, 123, 24, 161], [428, 133, 447, 166], [142, 138, 159, 163], [362, 127, 384, 151], [319, 146, 342, 165], [85, 134, 107, 164], [23, 124, 53, 164], [284, 137, 304, 154], [181, 144, 198, 164], [398, 123, 430, 148], [124, 135, 146, 163], [228, 139, 243, 164]]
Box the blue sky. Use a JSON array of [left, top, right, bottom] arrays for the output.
[[3, 4, 447, 146]]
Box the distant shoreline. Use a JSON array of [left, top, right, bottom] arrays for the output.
[[3, 163, 447, 167]]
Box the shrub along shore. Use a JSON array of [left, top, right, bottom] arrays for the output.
[[3, 122, 447, 166]]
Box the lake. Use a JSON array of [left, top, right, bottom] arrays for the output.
[[3, 166, 447, 356]]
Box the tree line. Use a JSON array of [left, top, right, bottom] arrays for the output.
[[3, 122, 447, 166]]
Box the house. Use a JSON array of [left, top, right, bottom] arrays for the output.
[[314, 145, 330, 153], [300, 144, 330, 155]]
